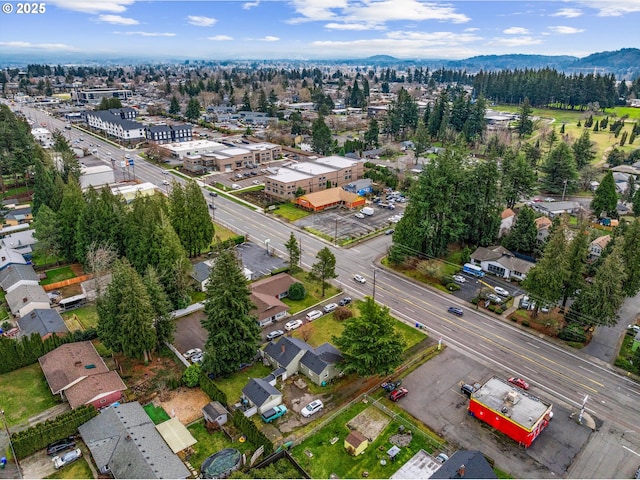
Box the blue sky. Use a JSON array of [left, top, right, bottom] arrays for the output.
[[1, 0, 639, 60]]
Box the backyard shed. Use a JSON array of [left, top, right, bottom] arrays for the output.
[[344, 430, 369, 456], [202, 401, 229, 427]]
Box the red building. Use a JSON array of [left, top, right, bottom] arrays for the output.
[[467, 376, 553, 447]]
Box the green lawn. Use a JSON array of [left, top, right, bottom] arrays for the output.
[[0, 363, 60, 426], [143, 404, 171, 424], [269, 202, 310, 221], [291, 402, 444, 479], [41, 266, 76, 285], [187, 420, 256, 471], [212, 363, 273, 404], [614, 333, 638, 372], [212, 223, 238, 242], [62, 305, 99, 330], [281, 271, 341, 314]]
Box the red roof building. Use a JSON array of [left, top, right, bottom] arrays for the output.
[[467, 376, 553, 448]]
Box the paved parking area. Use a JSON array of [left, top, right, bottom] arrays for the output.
[[398, 348, 591, 478], [294, 203, 405, 243], [450, 272, 525, 305], [235, 242, 287, 279]]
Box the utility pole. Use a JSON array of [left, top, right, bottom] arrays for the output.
[[0, 409, 21, 478], [372, 267, 377, 302], [562, 179, 568, 201]]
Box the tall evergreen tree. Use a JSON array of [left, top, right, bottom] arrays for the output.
[[501, 149, 537, 208], [502, 207, 537, 254], [572, 129, 596, 169], [516, 97, 534, 137], [56, 180, 85, 262], [168, 181, 214, 257], [201, 248, 261, 377], [311, 115, 332, 155], [185, 97, 201, 121], [143, 266, 175, 347], [364, 118, 379, 148], [540, 142, 578, 194], [284, 231, 301, 273], [169, 96, 180, 115], [32, 205, 61, 262], [590, 171, 618, 218], [311, 247, 337, 297], [560, 224, 589, 308], [332, 297, 406, 377], [620, 219, 640, 296]]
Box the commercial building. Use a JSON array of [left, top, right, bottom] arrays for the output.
[[467, 376, 553, 448], [77, 88, 132, 104]]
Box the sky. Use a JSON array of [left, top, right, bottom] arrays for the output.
[[0, 0, 639, 61]]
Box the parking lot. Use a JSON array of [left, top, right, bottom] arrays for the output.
[[396, 348, 591, 478], [294, 202, 405, 243], [449, 271, 525, 305]]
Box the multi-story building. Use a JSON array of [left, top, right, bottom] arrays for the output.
[[264, 156, 364, 200], [77, 88, 132, 104], [146, 124, 192, 144], [108, 107, 138, 120], [85, 111, 145, 143]]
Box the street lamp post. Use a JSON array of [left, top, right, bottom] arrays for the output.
[[0, 409, 21, 478], [372, 267, 377, 302]]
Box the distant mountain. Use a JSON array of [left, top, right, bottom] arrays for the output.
[[565, 48, 640, 79], [445, 54, 578, 71]]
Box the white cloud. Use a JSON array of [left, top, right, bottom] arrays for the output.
[[488, 36, 542, 47], [0, 41, 79, 51], [288, 0, 469, 26], [550, 8, 583, 18], [242, 1, 260, 9], [547, 25, 585, 34], [503, 27, 529, 35], [48, 0, 134, 14], [464, 27, 480, 32], [574, 0, 640, 16], [324, 22, 384, 31], [187, 15, 217, 27], [96, 14, 139, 25], [207, 35, 233, 41], [259, 36, 280, 42], [114, 31, 176, 37]]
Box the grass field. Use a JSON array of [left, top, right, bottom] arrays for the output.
[[143, 403, 171, 424], [62, 305, 99, 330], [281, 271, 341, 314], [46, 457, 94, 479], [187, 420, 256, 471], [212, 363, 273, 404], [270, 202, 310, 222], [41, 266, 76, 285], [211, 223, 237, 242], [0, 363, 60, 426]]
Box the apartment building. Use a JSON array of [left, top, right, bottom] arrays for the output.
[[85, 111, 145, 142], [77, 88, 132, 104]]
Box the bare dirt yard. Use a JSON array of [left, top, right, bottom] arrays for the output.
[[158, 387, 211, 425], [347, 406, 391, 442]]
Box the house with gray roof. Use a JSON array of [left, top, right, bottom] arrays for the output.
[[241, 377, 282, 415], [191, 261, 212, 291], [0, 263, 39, 293], [0, 246, 27, 271], [1, 229, 37, 256], [430, 450, 497, 479], [470, 245, 535, 281], [17, 308, 68, 338], [78, 402, 190, 479], [6, 284, 50, 317], [262, 336, 344, 386]]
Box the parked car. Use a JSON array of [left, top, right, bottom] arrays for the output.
[[301, 399, 323, 417], [355, 212, 365, 219], [323, 303, 338, 313], [162, 180, 170, 185], [381, 379, 401, 392], [389, 387, 408, 402], [508, 377, 530, 390], [260, 404, 287, 423], [208, 191, 217, 197], [627, 324, 640, 335], [191, 353, 204, 365], [231, 183, 241, 190], [520, 296, 531, 309], [435, 453, 449, 463], [266, 329, 284, 341], [306, 310, 323, 321], [385, 229, 394, 235], [285, 319, 303, 331], [53, 448, 82, 469], [183, 348, 202, 359], [453, 275, 466, 283], [338, 296, 352, 306], [540, 305, 551, 313], [460, 384, 476, 398], [47, 437, 76, 456], [353, 274, 366, 284], [447, 306, 463, 316], [494, 286, 510, 297], [486, 294, 503, 304]]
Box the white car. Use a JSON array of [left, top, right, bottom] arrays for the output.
[[162, 180, 170, 185], [453, 275, 466, 283], [305, 310, 323, 321], [355, 212, 365, 219], [266, 329, 285, 341], [322, 303, 338, 313], [183, 348, 202, 359], [191, 353, 204, 365], [301, 399, 323, 417], [53, 448, 82, 469], [285, 319, 303, 331], [494, 286, 510, 297], [354, 274, 366, 284]]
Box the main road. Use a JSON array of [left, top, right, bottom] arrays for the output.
[[11, 101, 640, 476]]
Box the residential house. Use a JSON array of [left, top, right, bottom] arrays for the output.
[[534, 216, 553, 245], [250, 273, 297, 327], [1, 229, 37, 256], [241, 377, 283, 415], [430, 450, 497, 479], [191, 261, 212, 292], [0, 263, 39, 293], [533, 201, 581, 218], [470, 245, 535, 280], [499, 208, 516, 238], [589, 235, 611, 260], [17, 308, 68, 339], [78, 402, 190, 478], [0, 246, 27, 271], [39, 341, 126, 410], [0, 224, 30, 238], [6, 284, 50, 317], [262, 336, 344, 386], [202, 401, 229, 427], [4, 206, 33, 225]]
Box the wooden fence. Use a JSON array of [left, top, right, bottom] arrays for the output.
[[42, 274, 92, 291]]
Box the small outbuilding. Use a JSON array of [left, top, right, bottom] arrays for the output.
[[202, 401, 229, 427], [344, 430, 369, 456]]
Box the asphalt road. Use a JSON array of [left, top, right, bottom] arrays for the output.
[[10, 101, 640, 478]]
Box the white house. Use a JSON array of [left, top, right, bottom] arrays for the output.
[[589, 235, 611, 260], [470, 245, 535, 280]]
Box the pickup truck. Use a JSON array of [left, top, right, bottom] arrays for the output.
[[260, 404, 287, 423]]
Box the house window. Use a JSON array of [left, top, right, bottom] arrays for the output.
[[487, 264, 505, 276]]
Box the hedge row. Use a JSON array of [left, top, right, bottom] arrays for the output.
[[216, 235, 246, 251], [11, 405, 98, 459], [232, 409, 274, 456], [198, 371, 228, 406], [0, 329, 98, 375]]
